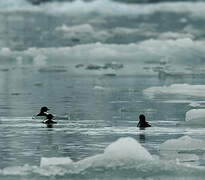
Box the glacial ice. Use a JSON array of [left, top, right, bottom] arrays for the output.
[[2, 137, 205, 178], [76, 137, 153, 170], [2, 0, 205, 20], [188, 102, 201, 108], [104, 137, 152, 161], [160, 135, 205, 151], [40, 157, 73, 167], [0, 38, 205, 77], [185, 109, 205, 125], [159, 136, 205, 165], [40, 137, 152, 169]]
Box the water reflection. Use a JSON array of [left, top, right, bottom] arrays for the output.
[[46, 124, 53, 128], [139, 132, 146, 143]]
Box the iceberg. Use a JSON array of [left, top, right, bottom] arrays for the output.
[[40, 137, 152, 170], [75, 137, 153, 170]]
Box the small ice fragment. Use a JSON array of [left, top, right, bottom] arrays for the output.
[[188, 102, 200, 107], [40, 157, 72, 166]]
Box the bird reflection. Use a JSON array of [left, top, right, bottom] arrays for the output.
[[139, 133, 146, 143], [46, 124, 53, 128]]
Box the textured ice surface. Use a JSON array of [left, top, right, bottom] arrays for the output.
[[159, 136, 205, 165], [73, 137, 153, 170], [1, 137, 205, 179], [2, 0, 205, 19], [144, 84, 205, 99], [40, 137, 152, 169], [185, 109, 205, 125], [160, 135, 205, 151], [40, 157, 73, 167], [188, 102, 201, 108], [1, 38, 205, 77], [103, 137, 153, 161]]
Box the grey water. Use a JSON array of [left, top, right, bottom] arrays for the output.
[[1, 0, 205, 179]]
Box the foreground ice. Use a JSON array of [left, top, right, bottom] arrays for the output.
[[40, 157, 72, 167], [159, 136, 205, 165], [1, 137, 205, 179], [40, 137, 153, 168], [160, 135, 205, 151], [75, 137, 153, 170]]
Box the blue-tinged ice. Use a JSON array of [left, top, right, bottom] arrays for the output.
[[40, 157, 73, 167], [185, 109, 205, 125], [160, 136, 205, 151], [159, 136, 205, 165]]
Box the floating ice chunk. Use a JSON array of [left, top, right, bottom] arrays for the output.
[[33, 54, 47, 66], [176, 154, 199, 163], [166, 153, 199, 166], [39, 137, 152, 171], [1, 164, 32, 175], [76, 137, 152, 170], [160, 136, 205, 151], [188, 102, 201, 108], [0, 47, 11, 56], [144, 84, 205, 99], [93, 86, 107, 90], [3, 137, 205, 178], [180, 18, 188, 23], [55, 24, 110, 43], [185, 109, 205, 125], [104, 137, 152, 161], [159, 136, 205, 165], [40, 157, 73, 167]]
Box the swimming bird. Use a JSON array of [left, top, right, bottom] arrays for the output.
[[42, 114, 57, 124], [36, 106, 50, 117], [34, 106, 69, 120], [137, 114, 151, 128]]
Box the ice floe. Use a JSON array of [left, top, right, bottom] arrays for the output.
[[185, 109, 205, 125], [40, 137, 153, 169], [159, 136, 205, 165], [40, 157, 73, 167], [144, 84, 205, 99], [2, 137, 205, 178], [160, 136, 205, 151], [3, 0, 205, 20]]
